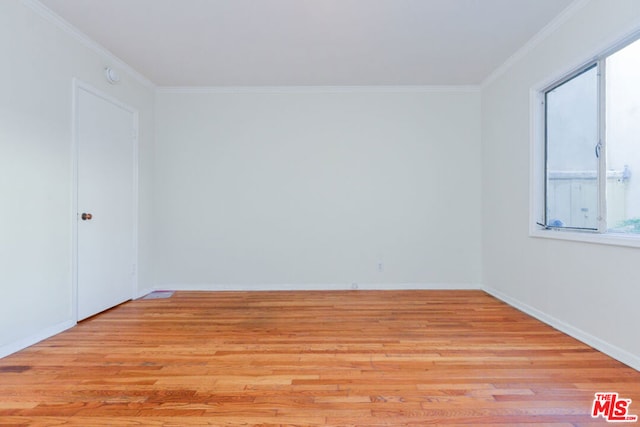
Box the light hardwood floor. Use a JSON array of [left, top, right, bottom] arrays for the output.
[[0, 290, 638, 426]]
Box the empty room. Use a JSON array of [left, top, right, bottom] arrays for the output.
[[1, 0, 640, 425]]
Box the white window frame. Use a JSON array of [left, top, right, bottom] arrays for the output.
[[530, 33, 640, 249]]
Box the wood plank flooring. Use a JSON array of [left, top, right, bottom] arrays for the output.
[[0, 290, 638, 426]]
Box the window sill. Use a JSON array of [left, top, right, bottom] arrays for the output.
[[530, 227, 640, 249]]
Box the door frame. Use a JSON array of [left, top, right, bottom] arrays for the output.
[[71, 78, 139, 322]]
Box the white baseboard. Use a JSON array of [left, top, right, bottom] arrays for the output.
[[0, 319, 76, 359], [483, 286, 640, 372], [153, 283, 482, 292]]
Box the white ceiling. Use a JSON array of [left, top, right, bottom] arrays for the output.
[[39, 0, 575, 87]]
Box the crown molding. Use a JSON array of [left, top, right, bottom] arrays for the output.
[[156, 85, 481, 94], [23, 0, 584, 93], [481, 0, 591, 88], [21, 0, 156, 89]]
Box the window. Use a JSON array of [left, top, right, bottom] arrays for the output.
[[535, 36, 640, 242]]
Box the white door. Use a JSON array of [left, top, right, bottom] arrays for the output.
[[76, 83, 137, 321]]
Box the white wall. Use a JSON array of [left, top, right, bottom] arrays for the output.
[[0, 0, 155, 356], [482, 0, 640, 369], [6, 0, 638, 373], [154, 89, 482, 289]]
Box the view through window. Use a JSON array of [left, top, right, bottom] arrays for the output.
[[605, 39, 640, 233], [543, 37, 640, 234]]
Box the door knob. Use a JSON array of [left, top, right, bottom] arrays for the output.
[[81, 213, 93, 221]]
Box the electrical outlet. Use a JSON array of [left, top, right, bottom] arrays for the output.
[[351, 283, 358, 290], [377, 262, 383, 272]]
